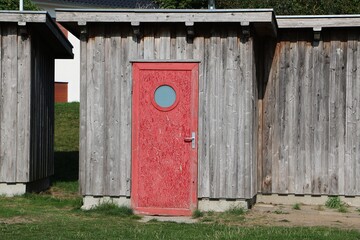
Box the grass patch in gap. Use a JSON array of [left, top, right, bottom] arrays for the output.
[[292, 203, 301, 210], [192, 209, 204, 218], [225, 206, 246, 215], [86, 203, 140, 219], [23, 193, 82, 209], [51, 181, 79, 194], [325, 196, 343, 209], [325, 196, 349, 213], [54, 102, 79, 152]]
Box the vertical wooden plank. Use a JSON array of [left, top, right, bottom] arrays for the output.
[[224, 29, 238, 198], [84, 33, 93, 195], [287, 38, 298, 194], [328, 38, 339, 195], [337, 38, 347, 195], [262, 41, 278, 193], [16, 27, 31, 182], [208, 30, 220, 198], [175, 25, 186, 60], [271, 42, 281, 194], [88, 26, 105, 196], [244, 37, 254, 198], [278, 39, 290, 193], [312, 39, 323, 195], [0, 25, 3, 181], [159, 25, 171, 59], [356, 33, 360, 195], [0, 25, 18, 182], [120, 28, 132, 196], [320, 38, 330, 195], [79, 27, 88, 195], [251, 36, 258, 197], [194, 35, 209, 198], [237, 34, 246, 197], [217, 31, 225, 198], [125, 26, 134, 196], [344, 32, 356, 196], [294, 39, 305, 194], [103, 29, 112, 196], [143, 25, 154, 59]]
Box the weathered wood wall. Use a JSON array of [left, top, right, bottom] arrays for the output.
[[0, 23, 31, 183], [29, 33, 55, 182], [261, 29, 360, 196], [80, 23, 258, 199], [0, 23, 55, 184]]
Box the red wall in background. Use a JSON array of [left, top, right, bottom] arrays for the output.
[[55, 82, 68, 103]]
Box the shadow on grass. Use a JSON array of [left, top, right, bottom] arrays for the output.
[[52, 151, 79, 182]]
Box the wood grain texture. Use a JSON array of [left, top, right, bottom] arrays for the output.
[[79, 27, 87, 194], [80, 23, 258, 199], [16, 27, 31, 182], [29, 34, 55, 182], [0, 25, 18, 182], [262, 29, 360, 196]]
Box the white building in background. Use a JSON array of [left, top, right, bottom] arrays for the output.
[[33, 0, 157, 102]]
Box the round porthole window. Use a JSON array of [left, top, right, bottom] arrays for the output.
[[154, 85, 177, 108]]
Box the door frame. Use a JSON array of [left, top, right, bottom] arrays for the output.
[[131, 62, 199, 216]]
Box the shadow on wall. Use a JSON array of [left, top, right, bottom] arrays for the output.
[[52, 151, 79, 182]]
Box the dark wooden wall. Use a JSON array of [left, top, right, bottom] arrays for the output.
[[80, 23, 258, 199], [29, 33, 55, 182], [261, 29, 360, 196]]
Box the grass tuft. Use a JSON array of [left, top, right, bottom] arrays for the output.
[[192, 209, 204, 218], [337, 205, 348, 213], [325, 197, 349, 213], [273, 210, 289, 214], [87, 203, 139, 218], [225, 206, 246, 215], [292, 203, 301, 210], [325, 196, 343, 209]]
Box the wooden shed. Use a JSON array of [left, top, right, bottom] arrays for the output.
[[56, 9, 360, 214], [0, 11, 73, 196]]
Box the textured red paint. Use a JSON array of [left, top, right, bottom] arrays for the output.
[[132, 62, 198, 216]]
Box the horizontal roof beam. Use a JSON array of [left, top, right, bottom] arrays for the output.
[[277, 15, 360, 28]]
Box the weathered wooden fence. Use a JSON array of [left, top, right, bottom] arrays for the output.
[[261, 28, 360, 196]]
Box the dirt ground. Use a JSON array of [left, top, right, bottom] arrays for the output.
[[243, 203, 360, 229]]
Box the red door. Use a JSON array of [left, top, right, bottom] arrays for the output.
[[132, 62, 198, 216]]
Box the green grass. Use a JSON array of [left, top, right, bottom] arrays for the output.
[[0, 188, 359, 240], [325, 197, 349, 213], [2, 102, 357, 239], [292, 203, 301, 210], [273, 210, 289, 214], [53, 102, 80, 183], [192, 209, 204, 219], [54, 102, 79, 152], [325, 197, 343, 209]]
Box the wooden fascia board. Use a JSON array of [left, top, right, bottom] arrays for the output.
[[0, 11, 48, 23], [277, 15, 360, 29], [56, 9, 277, 37], [56, 10, 274, 23], [44, 14, 74, 59]]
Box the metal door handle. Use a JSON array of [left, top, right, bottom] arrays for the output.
[[184, 132, 196, 149]]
